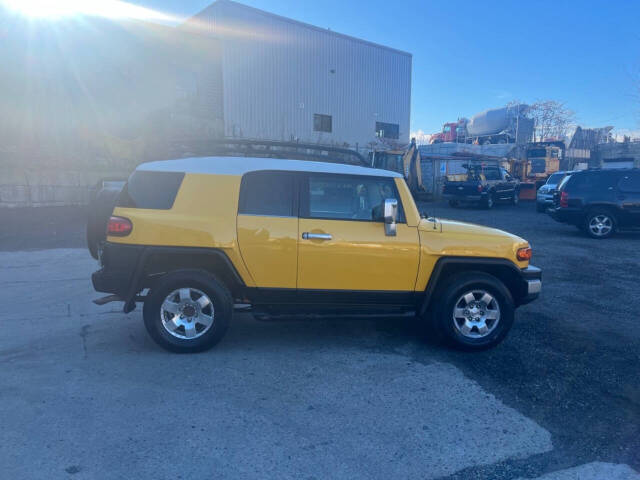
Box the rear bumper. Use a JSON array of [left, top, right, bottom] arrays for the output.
[[547, 207, 582, 224], [536, 192, 554, 204], [519, 265, 542, 305], [91, 243, 144, 298]]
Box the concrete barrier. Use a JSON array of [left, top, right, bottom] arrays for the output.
[[0, 168, 130, 207]]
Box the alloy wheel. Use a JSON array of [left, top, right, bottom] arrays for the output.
[[160, 288, 215, 339], [588, 214, 613, 237], [452, 290, 501, 339]]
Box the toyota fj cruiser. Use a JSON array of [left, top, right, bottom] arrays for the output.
[[91, 156, 541, 352]]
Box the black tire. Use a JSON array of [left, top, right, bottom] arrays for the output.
[[143, 270, 232, 353], [425, 272, 515, 351], [512, 191, 520, 206], [583, 208, 617, 239], [483, 194, 495, 209], [448, 199, 459, 208]]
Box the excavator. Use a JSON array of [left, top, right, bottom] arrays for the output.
[[369, 138, 429, 200]]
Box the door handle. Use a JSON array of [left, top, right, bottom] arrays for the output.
[[302, 232, 332, 240]]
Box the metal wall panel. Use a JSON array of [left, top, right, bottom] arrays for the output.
[[191, 0, 411, 148]]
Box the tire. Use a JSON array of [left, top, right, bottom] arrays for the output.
[[448, 199, 459, 208], [584, 208, 617, 239], [512, 191, 520, 206], [143, 270, 232, 353], [483, 194, 495, 209], [425, 272, 515, 351]]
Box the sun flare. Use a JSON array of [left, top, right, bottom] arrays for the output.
[[2, 0, 175, 22]]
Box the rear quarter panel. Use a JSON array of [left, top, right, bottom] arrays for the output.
[[109, 173, 256, 287]]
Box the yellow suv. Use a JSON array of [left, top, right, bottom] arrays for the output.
[[91, 156, 541, 352]]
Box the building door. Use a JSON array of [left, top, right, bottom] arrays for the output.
[[297, 173, 419, 294]]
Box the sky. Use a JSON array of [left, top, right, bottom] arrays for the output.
[[7, 0, 640, 138]]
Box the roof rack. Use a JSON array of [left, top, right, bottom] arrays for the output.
[[168, 139, 369, 167]]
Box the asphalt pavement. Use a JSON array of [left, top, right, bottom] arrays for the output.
[[0, 201, 638, 479]]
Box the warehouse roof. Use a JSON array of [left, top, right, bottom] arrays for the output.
[[138, 156, 401, 177], [191, 0, 412, 57]]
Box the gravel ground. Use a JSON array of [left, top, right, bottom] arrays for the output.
[[0, 201, 638, 479]]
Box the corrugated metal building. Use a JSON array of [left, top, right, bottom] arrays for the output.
[[186, 0, 412, 149]]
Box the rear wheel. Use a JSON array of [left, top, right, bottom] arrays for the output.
[[423, 272, 515, 350], [584, 208, 616, 239], [143, 270, 232, 353]]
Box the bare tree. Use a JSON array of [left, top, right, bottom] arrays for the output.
[[529, 100, 575, 141]]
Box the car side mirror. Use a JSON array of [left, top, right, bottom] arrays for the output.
[[383, 198, 397, 236]]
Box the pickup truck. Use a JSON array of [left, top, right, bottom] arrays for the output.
[[443, 163, 520, 209]]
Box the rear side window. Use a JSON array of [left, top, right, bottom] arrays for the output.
[[238, 171, 295, 217], [567, 171, 619, 191], [618, 173, 640, 193], [117, 171, 184, 210]]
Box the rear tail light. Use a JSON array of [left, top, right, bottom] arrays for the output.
[[559, 191, 569, 208], [107, 216, 132, 236], [477, 184, 483, 192], [516, 247, 532, 261]]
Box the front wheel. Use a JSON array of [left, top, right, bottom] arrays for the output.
[[426, 272, 515, 350], [143, 270, 232, 353], [512, 191, 519, 206]]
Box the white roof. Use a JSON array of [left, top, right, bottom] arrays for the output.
[[137, 156, 401, 178]]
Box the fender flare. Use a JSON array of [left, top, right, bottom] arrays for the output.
[[418, 256, 531, 315], [124, 246, 246, 312]]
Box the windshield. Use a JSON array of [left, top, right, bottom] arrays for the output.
[[546, 173, 565, 185], [527, 148, 547, 158]]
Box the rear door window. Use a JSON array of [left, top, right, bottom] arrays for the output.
[[117, 171, 184, 210], [238, 171, 295, 217]]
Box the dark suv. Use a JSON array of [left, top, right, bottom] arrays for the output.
[[548, 168, 640, 238]]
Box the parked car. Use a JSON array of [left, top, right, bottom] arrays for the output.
[[443, 162, 520, 209], [548, 168, 640, 238], [536, 171, 574, 213], [90, 156, 541, 352]]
